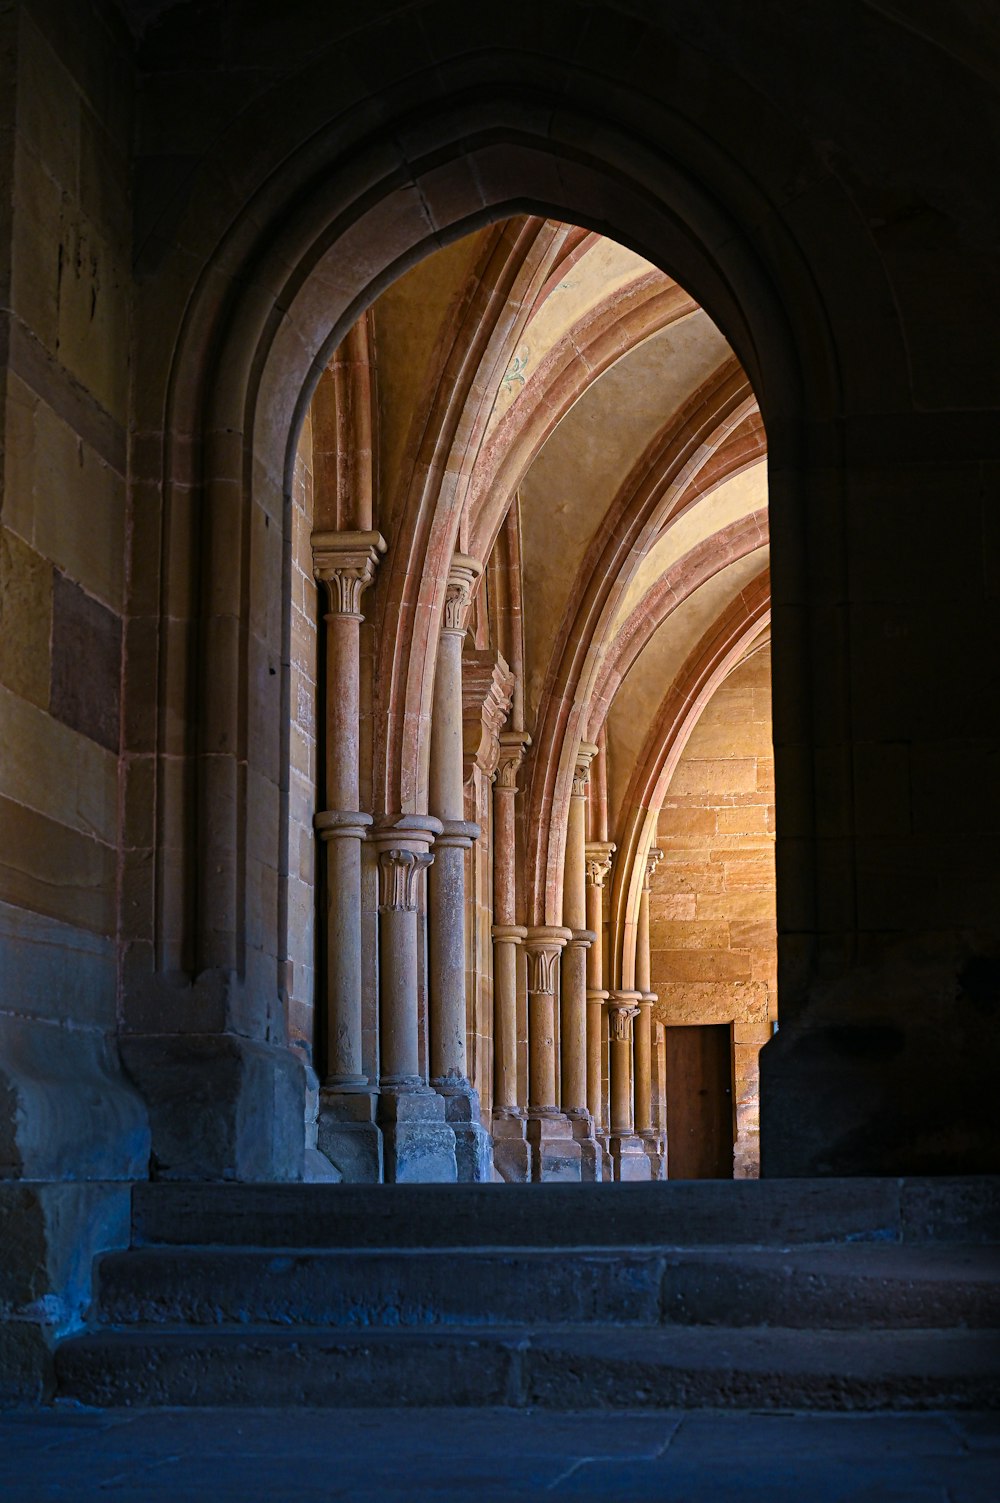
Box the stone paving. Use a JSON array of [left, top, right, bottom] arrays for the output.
[[1, 1405, 998, 1502]]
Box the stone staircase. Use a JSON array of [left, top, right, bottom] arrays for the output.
[[55, 1178, 1000, 1410]]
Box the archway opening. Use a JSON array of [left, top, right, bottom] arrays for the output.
[[284, 218, 775, 1182]]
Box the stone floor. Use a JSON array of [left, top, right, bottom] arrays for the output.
[[1, 1405, 998, 1501]]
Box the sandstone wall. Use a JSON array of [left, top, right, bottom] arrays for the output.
[[0, 0, 146, 1183], [651, 642, 775, 1177]]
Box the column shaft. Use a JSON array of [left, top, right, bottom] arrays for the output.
[[491, 731, 531, 1182], [427, 555, 489, 1181], [375, 827, 457, 1184], [311, 531, 384, 1182], [585, 840, 614, 1180], [524, 928, 581, 1181], [608, 989, 650, 1181]]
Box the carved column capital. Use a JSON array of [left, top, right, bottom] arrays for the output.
[[524, 926, 572, 994], [571, 741, 600, 798], [495, 729, 532, 791], [608, 989, 642, 1041], [442, 553, 483, 636], [462, 648, 515, 782], [377, 848, 434, 912], [644, 846, 665, 891], [585, 840, 616, 888], [311, 529, 386, 618]]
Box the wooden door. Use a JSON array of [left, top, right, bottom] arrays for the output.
[[665, 1024, 734, 1178]]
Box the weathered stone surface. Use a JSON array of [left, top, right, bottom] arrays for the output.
[[377, 1089, 458, 1185], [129, 1177, 992, 1251], [0, 527, 50, 706], [120, 1034, 305, 1182], [0, 1015, 149, 1181], [0, 1182, 132, 1400], [53, 1325, 1000, 1411], [50, 570, 121, 752]]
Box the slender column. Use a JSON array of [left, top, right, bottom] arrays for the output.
[[373, 818, 457, 1183], [562, 743, 600, 1179], [524, 927, 581, 1181], [608, 990, 651, 1180], [492, 730, 531, 1181], [635, 847, 665, 1178], [427, 554, 491, 1181], [585, 840, 614, 1179], [653, 1020, 668, 1176], [312, 530, 385, 1182]]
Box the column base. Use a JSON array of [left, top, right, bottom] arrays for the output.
[[567, 1109, 603, 1182], [637, 1129, 667, 1181], [317, 1087, 383, 1183], [596, 1132, 614, 1181], [120, 1032, 304, 1182], [378, 1087, 457, 1183], [609, 1133, 653, 1181], [434, 1081, 495, 1182], [492, 1111, 533, 1183], [526, 1112, 582, 1182]]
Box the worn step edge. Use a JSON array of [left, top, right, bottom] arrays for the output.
[[92, 1246, 1000, 1332], [130, 1179, 1000, 1250], [54, 1326, 1000, 1411]]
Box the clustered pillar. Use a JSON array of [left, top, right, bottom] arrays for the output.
[[313, 542, 667, 1185], [427, 555, 492, 1180], [312, 530, 385, 1181]]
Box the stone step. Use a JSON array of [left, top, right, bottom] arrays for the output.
[[55, 1325, 1000, 1410], [93, 1244, 1000, 1331], [129, 1176, 1000, 1250]]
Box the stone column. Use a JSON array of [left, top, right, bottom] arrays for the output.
[[524, 927, 581, 1181], [562, 744, 601, 1179], [635, 847, 666, 1179], [608, 990, 650, 1180], [373, 817, 458, 1183], [585, 839, 615, 1180], [653, 1020, 668, 1176], [492, 729, 531, 1182], [427, 555, 491, 1180], [311, 530, 385, 1181]]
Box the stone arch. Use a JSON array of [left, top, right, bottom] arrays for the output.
[[125, 68, 873, 1078], [521, 363, 757, 926]]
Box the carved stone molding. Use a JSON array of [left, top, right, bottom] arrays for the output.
[[462, 648, 515, 782], [571, 741, 600, 798], [495, 728, 532, 791], [609, 1004, 640, 1042], [377, 848, 433, 912], [442, 553, 483, 635], [608, 989, 641, 1042], [645, 845, 665, 888], [311, 529, 386, 618], [585, 840, 616, 888], [524, 927, 571, 995]]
